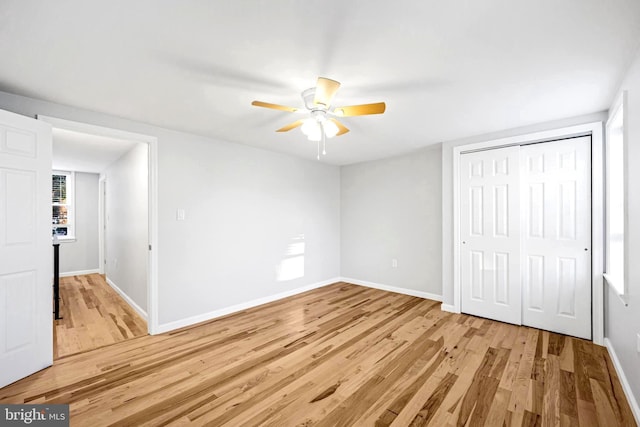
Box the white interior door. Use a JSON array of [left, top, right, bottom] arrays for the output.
[[521, 136, 592, 339], [460, 146, 522, 325], [0, 109, 52, 387]]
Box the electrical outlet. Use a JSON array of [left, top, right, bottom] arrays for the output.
[[176, 209, 186, 221], [392, 258, 398, 268]]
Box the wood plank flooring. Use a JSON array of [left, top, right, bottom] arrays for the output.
[[54, 273, 147, 359], [2, 282, 635, 426]]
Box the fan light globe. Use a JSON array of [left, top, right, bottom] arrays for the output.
[[301, 118, 321, 141], [323, 120, 339, 138]]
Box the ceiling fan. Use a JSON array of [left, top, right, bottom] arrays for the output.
[[251, 77, 386, 158]]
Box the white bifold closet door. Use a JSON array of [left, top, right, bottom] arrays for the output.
[[460, 145, 522, 325], [520, 137, 591, 339], [460, 136, 592, 339]]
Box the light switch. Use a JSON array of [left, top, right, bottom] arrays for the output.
[[176, 209, 186, 221]]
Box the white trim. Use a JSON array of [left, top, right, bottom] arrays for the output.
[[38, 115, 159, 336], [147, 131, 159, 335], [452, 142, 461, 314], [603, 274, 629, 306], [106, 277, 148, 321], [452, 121, 605, 344], [604, 91, 628, 297], [454, 122, 597, 154], [98, 177, 105, 275], [59, 269, 100, 278], [441, 304, 457, 313], [604, 338, 640, 425], [38, 115, 154, 143], [56, 237, 77, 243], [591, 123, 605, 345], [156, 277, 341, 334], [341, 277, 443, 301]]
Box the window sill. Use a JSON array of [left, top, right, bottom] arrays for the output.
[[53, 237, 76, 244], [603, 273, 628, 307]]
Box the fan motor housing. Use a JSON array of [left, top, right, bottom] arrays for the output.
[[302, 88, 328, 111]]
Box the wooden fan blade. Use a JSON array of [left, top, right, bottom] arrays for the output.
[[333, 102, 386, 117], [329, 118, 350, 136], [314, 77, 341, 107], [276, 120, 304, 132], [252, 100, 298, 113]]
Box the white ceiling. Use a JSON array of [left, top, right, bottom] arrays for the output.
[[1, 1, 639, 165], [52, 128, 139, 173]]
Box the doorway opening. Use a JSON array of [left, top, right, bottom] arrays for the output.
[[39, 115, 159, 358]]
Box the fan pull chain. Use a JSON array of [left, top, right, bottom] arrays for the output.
[[317, 139, 320, 160], [322, 127, 327, 156]]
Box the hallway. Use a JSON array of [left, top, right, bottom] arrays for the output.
[[54, 273, 147, 359]]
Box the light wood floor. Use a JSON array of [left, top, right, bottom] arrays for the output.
[[2, 282, 635, 426], [54, 273, 147, 359]]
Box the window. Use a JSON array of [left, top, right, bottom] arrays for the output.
[[604, 92, 626, 296], [52, 170, 75, 240]]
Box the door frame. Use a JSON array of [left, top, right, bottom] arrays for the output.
[[37, 115, 160, 335], [451, 122, 604, 345], [98, 177, 106, 275]]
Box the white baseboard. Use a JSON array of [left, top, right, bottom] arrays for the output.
[[441, 304, 459, 313], [340, 277, 442, 302], [59, 269, 100, 278], [604, 338, 640, 425], [155, 277, 341, 334], [106, 277, 148, 321]]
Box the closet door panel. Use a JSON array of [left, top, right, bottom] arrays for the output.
[[520, 136, 592, 339], [460, 146, 521, 325]]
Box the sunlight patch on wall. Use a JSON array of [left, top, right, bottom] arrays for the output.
[[276, 234, 305, 281]]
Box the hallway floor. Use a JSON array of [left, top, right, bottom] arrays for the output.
[[54, 273, 147, 359]]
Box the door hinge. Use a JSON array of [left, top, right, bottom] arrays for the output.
[[149, 244, 152, 251]]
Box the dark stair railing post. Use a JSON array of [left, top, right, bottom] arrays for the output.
[[53, 234, 62, 320]]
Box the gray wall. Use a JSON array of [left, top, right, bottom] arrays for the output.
[[341, 145, 442, 296], [0, 90, 341, 329], [59, 172, 99, 274], [158, 132, 341, 324], [103, 144, 148, 313], [605, 47, 640, 413]]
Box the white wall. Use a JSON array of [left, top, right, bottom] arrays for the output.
[[440, 111, 608, 305], [59, 172, 99, 274], [0, 90, 341, 330], [605, 47, 640, 417], [341, 145, 442, 298], [103, 144, 148, 313]]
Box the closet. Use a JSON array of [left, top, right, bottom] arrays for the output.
[[459, 136, 592, 339]]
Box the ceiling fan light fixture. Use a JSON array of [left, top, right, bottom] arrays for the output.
[[251, 76, 384, 159], [301, 118, 322, 141], [323, 120, 339, 138]]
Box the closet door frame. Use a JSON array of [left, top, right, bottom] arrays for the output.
[[451, 122, 604, 345]]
